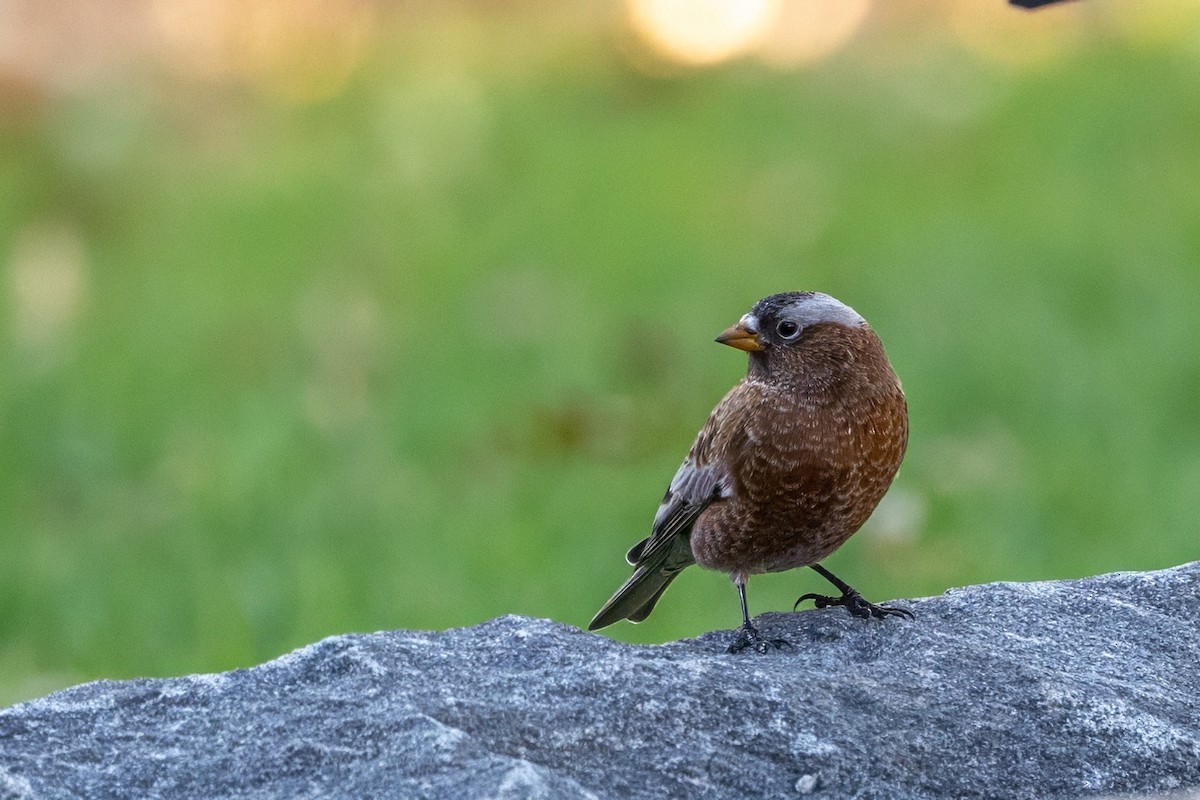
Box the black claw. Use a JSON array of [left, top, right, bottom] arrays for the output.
[[794, 590, 915, 622], [879, 604, 916, 621], [726, 624, 794, 654], [793, 592, 834, 611]]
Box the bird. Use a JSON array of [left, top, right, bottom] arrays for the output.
[[588, 291, 912, 653]]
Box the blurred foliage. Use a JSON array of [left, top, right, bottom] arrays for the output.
[[2, 2, 1199, 706]]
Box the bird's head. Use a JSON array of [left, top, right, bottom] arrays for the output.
[[716, 291, 874, 382], [716, 291, 867, 352]]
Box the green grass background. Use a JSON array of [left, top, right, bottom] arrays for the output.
[[2, 4, 1198, 706]]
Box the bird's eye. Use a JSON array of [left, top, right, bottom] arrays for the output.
[[776, 320, 800, 339]]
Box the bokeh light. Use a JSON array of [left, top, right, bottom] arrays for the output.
[[626, 0, 781, 66], [756, 0, 871, 68], [7, 222, 88, 357], [150, 0, 377, 103]]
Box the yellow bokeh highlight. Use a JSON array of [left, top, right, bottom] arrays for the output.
[[7, 222, 88, 355], [756, 0, 871, 68], [150, 0, 377, 104], [626, 0, 781, 66]]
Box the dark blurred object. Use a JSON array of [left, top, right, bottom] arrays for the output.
[[1011, 0, 1077, 8]]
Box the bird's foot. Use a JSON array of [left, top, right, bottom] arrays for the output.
[[726, 624, 793, 654], [793, 590, 914, 621]]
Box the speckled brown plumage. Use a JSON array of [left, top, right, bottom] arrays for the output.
[[589, 292, 912, 652], [691, 323, 907, 574]]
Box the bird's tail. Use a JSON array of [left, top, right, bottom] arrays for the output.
[[588, 537, 692, 631]]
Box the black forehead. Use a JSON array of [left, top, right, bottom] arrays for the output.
[[750, 292, 815, 320]]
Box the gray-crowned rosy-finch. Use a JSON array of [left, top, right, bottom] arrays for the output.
[[589, 292, 912, 653]]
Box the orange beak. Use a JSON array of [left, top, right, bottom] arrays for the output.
[[715, 321, 763, 352]]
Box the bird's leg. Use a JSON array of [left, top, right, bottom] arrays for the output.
[[794, 563, 915, 621], [727, 575, 793, 654]]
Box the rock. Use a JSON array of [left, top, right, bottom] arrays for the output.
[[3, 564, 1200, 799]]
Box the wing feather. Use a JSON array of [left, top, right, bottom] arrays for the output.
[[590, 381, 755, 630], [632, 384, 752, 567]]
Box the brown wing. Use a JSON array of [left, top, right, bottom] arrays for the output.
[[628, 381, 758, 568]]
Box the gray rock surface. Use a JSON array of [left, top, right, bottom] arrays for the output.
[[3, 563, 1200, 799]]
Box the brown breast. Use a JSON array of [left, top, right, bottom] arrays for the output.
[[690, 324, 908, 575]]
